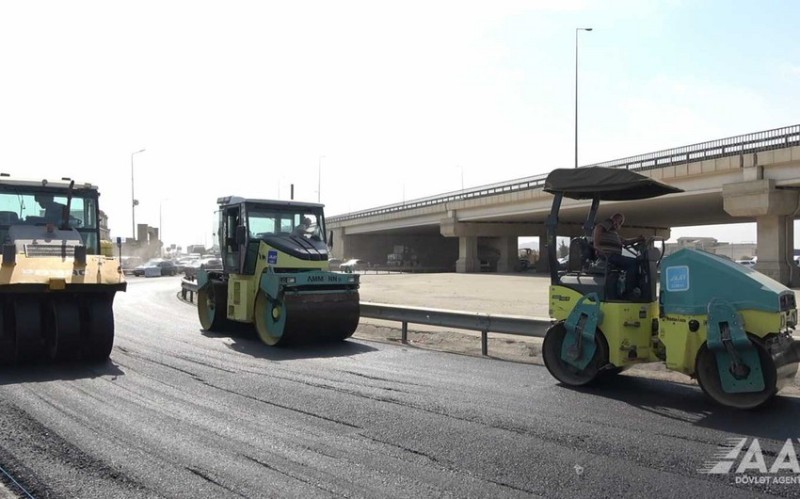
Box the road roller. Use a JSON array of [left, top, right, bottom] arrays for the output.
[[196, 196, 359, 346], [542, 166, 799, 409], [0, 176, 126, 364]]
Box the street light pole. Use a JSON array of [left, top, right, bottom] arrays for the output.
[[575, 27, 592, 169], [318, 155, 326, 203], [159, 198, 166, 256], [131, 148, 145, 238], [456, 165, 464, 192]]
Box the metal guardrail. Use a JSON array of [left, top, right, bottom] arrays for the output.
[[181, 279, 198, 302], [360, 302, 552, 356], [178, 280, 552, 356], [328, 123, 800, 223]]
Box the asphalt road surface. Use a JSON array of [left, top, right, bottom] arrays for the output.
[[0, 275, 799, 498]]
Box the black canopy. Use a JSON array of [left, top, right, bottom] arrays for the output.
[[543, 166, 684, 201]]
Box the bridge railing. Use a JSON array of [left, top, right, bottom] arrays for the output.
[[328, 174, 548, 222], [328, 123, 800, 224], [593, 123, 800, 171]]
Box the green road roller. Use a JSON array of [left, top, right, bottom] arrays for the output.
[[196, 196, 359, 346], [542, 166, 798, 409]]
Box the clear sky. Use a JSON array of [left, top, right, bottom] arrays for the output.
[[1, 1, 798, 250]]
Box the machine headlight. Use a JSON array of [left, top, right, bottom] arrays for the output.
[[280, 277, 296, 284]]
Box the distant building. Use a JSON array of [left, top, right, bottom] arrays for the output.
[[99, 209, 110, 241]]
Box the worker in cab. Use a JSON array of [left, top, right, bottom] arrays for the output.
[[35, 194, 66, 224], [592, 212, 645, 296]]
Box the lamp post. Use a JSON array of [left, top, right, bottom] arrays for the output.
[[318, 155, 326, 202], [575, 27, 592, 169], [131, 148, 145, 238], [456, 165, 464, 193], [159, 198, 168, 256]]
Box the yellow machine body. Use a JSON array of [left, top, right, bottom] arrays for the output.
[[226, 240, 331, 323]]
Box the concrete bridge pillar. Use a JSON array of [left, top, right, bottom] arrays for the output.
[[496, 236, 519, 273], [329, 228, 350, 260], [536, 228, 550, 273], [755, 215, 796, 285], [441, 213, 546, 273], [723, 179, 800, 285], [456, 236, 481, 273]]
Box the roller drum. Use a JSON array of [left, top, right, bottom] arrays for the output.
[[255, 291, 359, 346]]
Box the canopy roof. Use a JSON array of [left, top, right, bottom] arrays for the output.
[[543, 166, 684, 201]]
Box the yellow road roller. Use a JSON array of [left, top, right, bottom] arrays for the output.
[[196, 196, 359, 346], [0, 176, 126, 364], [542, 167, 798, 409]]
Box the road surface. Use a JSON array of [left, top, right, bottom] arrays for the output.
[[0, 275, 798, 498]]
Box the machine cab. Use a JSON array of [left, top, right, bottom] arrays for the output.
[[543, 167, 683, 303], [216, 196, 329, 275]]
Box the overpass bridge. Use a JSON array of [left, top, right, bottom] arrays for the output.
[[328, 124, 800, 285]]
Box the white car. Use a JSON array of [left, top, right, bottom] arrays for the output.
[[339, 259, 366, 272]]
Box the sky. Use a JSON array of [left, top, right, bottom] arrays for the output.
[[1, 0, 798, 250]]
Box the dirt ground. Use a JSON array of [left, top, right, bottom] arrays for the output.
[[351, 272, 800, 396]]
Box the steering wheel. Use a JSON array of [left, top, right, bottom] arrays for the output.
[[622, 238, 645, 256]]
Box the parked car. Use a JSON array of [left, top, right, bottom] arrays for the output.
[[174, 257, 199, 273], [121, 256, 144, 275], [133, 258, 179, 277], [184, 257, 223, 280], [339, 258, 368, 273]]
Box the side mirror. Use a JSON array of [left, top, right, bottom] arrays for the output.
[[235, 225, 247, 245], [328, 231, 334, 249]]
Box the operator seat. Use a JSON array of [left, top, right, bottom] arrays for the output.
[[559, 237, 607, 298], [567, 237, 603, 274]]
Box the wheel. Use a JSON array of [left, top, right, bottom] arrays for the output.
[[14, 299, 44, 363], [46, 299, 82, 361], [542, 322, 609, 386], [197, 281, 227, 331], [0, 303, 12, 365], [695, 338, 778, 410], [254, 291, 286, 346], [83, 295, 115, 362]]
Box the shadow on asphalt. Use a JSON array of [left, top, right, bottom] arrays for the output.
[[563, 374, 800, 440], [0, 359, 126, 385], [199, 326, 379, 361]]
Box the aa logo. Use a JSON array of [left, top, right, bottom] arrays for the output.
[[699, 438, 800, 476]]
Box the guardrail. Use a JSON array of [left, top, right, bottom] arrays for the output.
[[178, 280, 551, 356], [328, 123, 800, 223], [360, 302, 552, 356], [181, 279, 198, 303]]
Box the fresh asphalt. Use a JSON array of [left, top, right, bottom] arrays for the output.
[[0, 275, 798, 498]]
